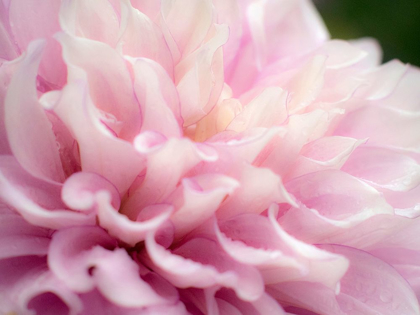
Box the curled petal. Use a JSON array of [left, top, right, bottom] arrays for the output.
[[342, 147, 420, 192], [51, 67, 144, 195], [56, 32, 141, 140], [5, 40, 65, 182], [59, 0, 120, 46], [334, 105, 420, 152], [0, 157, 94, 230], [286, 170, 393, 223], [49, 226, 168, 308], [128, 57, 182, 138], [144, 233, 265, 302], [170, 174, 239, 239], [119, 0, 173, 75]]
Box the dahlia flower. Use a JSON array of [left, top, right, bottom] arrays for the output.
[[1, 0, 420, 314]]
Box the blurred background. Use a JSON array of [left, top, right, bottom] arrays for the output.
[[314, 0, 420, 66]]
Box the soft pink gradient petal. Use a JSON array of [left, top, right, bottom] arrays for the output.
[[8, 0, 66, 86], [119, 0, 173, 76], [56, 32, 141, 140], [0, 156, 94, 229], [170, 174, 239, 239], [144, 233, 265, 302], [49, 226, 169, 308], [129, 57, 182, 137], [51, 67, 143, 195], [334, 105, 420, 152], [5, 40, 65, 183], [59, 0, 120, 47]]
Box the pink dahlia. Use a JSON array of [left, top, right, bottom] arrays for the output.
[[1, 0, 420, 314]]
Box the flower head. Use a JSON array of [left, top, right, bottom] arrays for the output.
[[1, 0, 420, 314]]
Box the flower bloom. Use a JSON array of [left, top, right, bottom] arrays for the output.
[[1, 0, 420, 314]]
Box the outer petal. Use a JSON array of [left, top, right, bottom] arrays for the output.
[[59, 0, 120, 47], [5, 40, 65, 182], [160, 0, 214, 57], [50, 66, 144, 195], [334, 105, 420, 153], [342, 147, 420, 192], [128, 57, 182, 138], [56, 32, 141, 140], [323, 245, 420, 315], [119, 0, 173, 75], [9, 0, 66, 86], [0, 156, 94, 230], [0, 204, 50, 260], [176, 24, 229, 126], [49, 226, 169, 308], [122, 135, 217, 219], [144, 233, 265, 302], [170, 174, 239, 239], [285, 170, 393, 223]]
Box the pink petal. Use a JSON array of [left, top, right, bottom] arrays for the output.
[[334, 105, 420, 152], [56, 32, 141, 140], [0, 59, 16, 154], [285, 170, 393, 222], [9, 0, 66, 86], [216, 209, 348, 289], [59, 0, 120, 47], [227, 87, 288, 132], [51, 66, 144, 195], [160, 0, 214, 57], [0, 204, 49, 260], [374, 66, 420, 112], [176, 24, 229, 126], [129, 57, 182, 137], [323, 245, 420, 315], [342, 146, 420, 192], [5, 40, 65, 182], [217, 164, 296, 220], [170, 174, 239, 239], [119, 1, 173, 76], [0, 156, 94, 229], [123, 136, 216, 219], [246, 0, 328, 68], [144, 233, 265, 302], [287, 136, 365, 179], [49, 226, 168, 308]]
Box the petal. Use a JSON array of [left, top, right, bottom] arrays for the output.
[[288, 136, 365, 179], [216, 210, 348, 289], [0, 156, 94, 230], [9, 0, 66, 86], [227, 87, 288, 132], [5, 40, 65, 182], [285, 170, 393, 222], [160, 0, 214, 57], [119, 0, 173, 76], [0, 204, 50, 260], [56, 32, 141, 140], [176, 24, 229, 125], [322, 245, 420, 315], [59, 0, 120, 47], [51, 66, 144, 195], [334, 105, 420, 152], [170, 174, 239, 239], [247, 0, 328, 67], [217, 164, 296, 220], [144, 233, 265, 302], [342, 147, 420, 192], [128, 57, 182, 138], [49, 226, 168, 308], [122, 136, 216, 219]]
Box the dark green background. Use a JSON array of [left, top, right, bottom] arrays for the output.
[[314, 0, 420, 66]]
